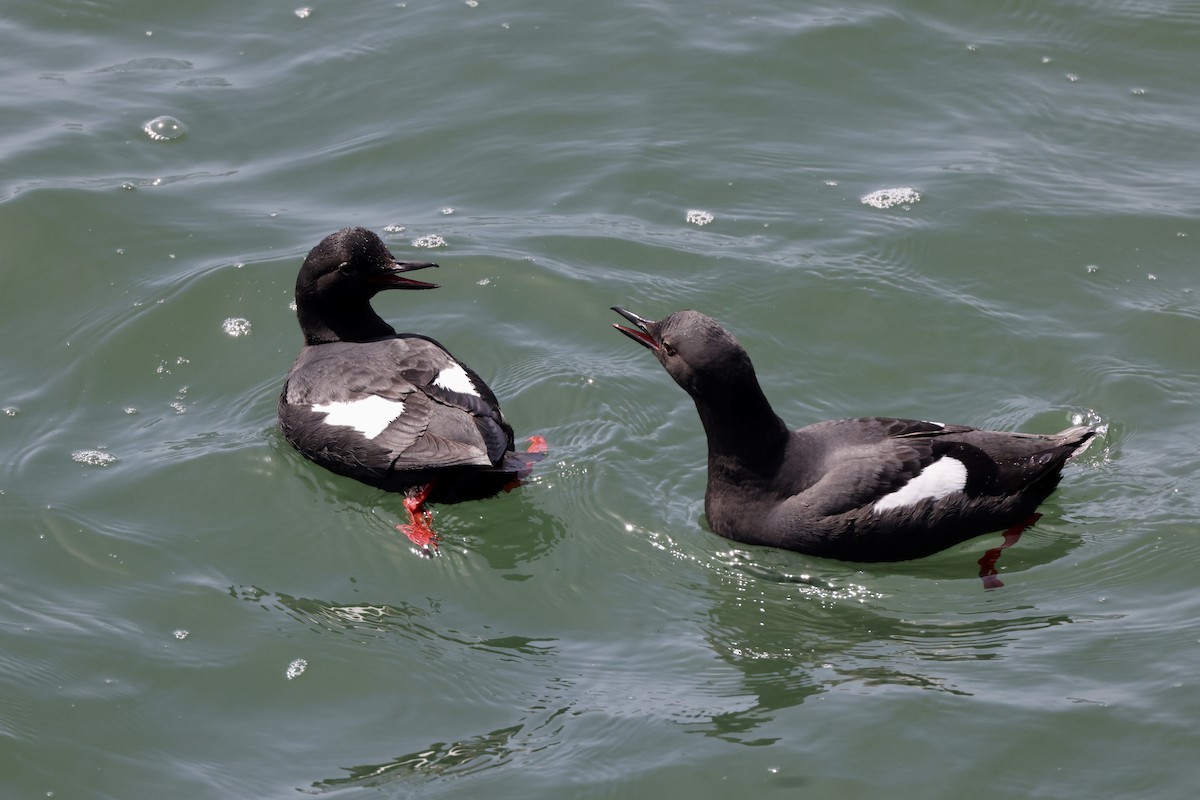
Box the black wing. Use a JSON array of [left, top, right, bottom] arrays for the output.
[[787, 419, 951, 514], [279, 337, 513, 479], [791, 417, 1062, 516]]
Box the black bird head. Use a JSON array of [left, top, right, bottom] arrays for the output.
[[612, 307, 756, 398], [297, 226, 439, 298], [294, 227, 439, 344]]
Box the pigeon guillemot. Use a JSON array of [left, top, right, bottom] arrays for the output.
[[612, 307, 1096, 566], [279, 227, 543, 552]]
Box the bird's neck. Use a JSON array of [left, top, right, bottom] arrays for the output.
[[694, 379, 789, 475], [297, 299, 395, 345]]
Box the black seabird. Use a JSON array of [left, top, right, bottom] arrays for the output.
[[279, 227, 543, 552], [613, 307, 1094, 575]]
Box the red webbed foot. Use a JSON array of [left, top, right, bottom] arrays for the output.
[[502, 435, 549, 492], [396, 483, 438, 555], [978, 513, 1042, 589]]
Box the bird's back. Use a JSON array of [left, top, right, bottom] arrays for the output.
[[704, 418, 1094, 561]]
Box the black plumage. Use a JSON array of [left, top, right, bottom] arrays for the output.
[[279, 227, 538, 548], [613, 307, 1095, 562]]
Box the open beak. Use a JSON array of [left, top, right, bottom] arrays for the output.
[[611, 306, 659, 352], [369, 260, 440, 290]]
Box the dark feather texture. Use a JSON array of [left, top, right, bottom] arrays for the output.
[[279, 228, 530, 505], [613, 307, 1095, 561]]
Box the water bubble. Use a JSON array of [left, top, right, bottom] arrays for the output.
[[142, 115, 187, 142], [1071, 410, 1109, 446], [1131, 87, 1146, 96], [73, 450, 117, 467], [382, 224, 406, 234], [1065, 73, 1079, 83], [411, 234, 446, 248], [3, 407, 17, 417], [861, 187, 921, 209], [295, 7, 312, 19], [685, 209, 714, 226], [1085, 264, 1099, 274], [174, 630, 189, 640], [286, 658, 307, 679], [222, 317, 252, 337], [440, 207, 455, 215]]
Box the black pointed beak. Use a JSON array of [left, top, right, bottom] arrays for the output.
[[370, 260, 440, 290], [611, 306, 660, 352]]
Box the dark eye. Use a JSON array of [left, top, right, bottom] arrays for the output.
[[661, 340, 677, 356], [337, 261, 352, 275]]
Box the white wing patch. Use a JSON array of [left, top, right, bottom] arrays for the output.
[[873, 456, 968, 513], [311, 396, 406, 440], [433, 363, 480, 397]]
